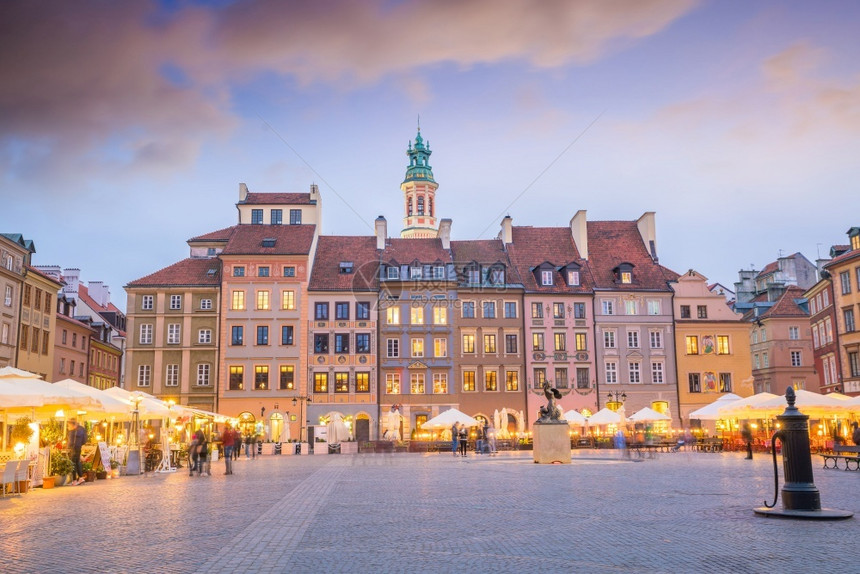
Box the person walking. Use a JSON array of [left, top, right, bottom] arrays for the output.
[[458, 424, 468, 457], [188, 432, 199, 476], [67, 418, 87, 485], [196, 430, 209, 476], [742, 423, 753, 460], [222, 423, 235, 475], [451, 422, 459, 457], [487, 421, 497, 455], [475, 422, 484, 455]]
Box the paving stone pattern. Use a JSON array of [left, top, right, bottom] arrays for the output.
[[1, 450, 857, 573]]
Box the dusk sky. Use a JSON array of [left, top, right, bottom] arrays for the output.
[[3, 0, 859, 311]]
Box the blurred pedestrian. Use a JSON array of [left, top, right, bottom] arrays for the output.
[[742, 423, 753, 460], [458, 424, 468, 457], [188, 432, 199, 476], [451, 421, 459, 457], [852, 422, 860, 446], [67, 418, 87, 485], [487, 421, 497, 455], [222, 423, 235, 475]]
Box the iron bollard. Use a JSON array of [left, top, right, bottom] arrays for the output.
[[754, 387, 853, 520]]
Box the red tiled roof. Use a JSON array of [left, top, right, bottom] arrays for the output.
[[239, 193, 313, 205], [505, 227, 592, 293], [220, 225, 316, 256], [756, 261, 779, 277], [450, 239, 508, 266], [586, 221, 675, 291], [126, 258, 222, 287], [188, 226, 236, 242], [380, 238, 452, 264], [308, 236, 380, 292], [76, 284, 126, 335], [824, 247, 860, 269], [759, 285, 809, 319]]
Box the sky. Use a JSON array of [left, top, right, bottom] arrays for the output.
[[2, 0, 859, 312]]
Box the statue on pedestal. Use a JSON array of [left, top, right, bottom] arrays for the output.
[[538, 382, 563, 423]]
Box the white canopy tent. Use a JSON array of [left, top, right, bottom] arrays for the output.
[[563, 409, 588, 425], [688, 393, 742, 420], [716, 392, 779, 419], [628, 407, 671, 423], [420, 408, 481, 430], [586, 407, 622, 425]]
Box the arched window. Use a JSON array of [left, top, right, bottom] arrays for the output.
[[417, 196, 425, 215], [407, 197, 413, 216], [428, 197, 433, 216]]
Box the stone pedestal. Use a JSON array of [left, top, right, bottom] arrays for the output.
[[533, 422, 571, 464]]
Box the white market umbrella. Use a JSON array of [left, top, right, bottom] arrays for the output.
[[628, 407, 671, 423], [563, 409, 588, 425], [586, 407, 622, 425], [53, 379, 133, 418], [0, 368, 100, 411], [689, 393, 742, 420], [420, 408, 480, 430], [326, 413, 350, 444], [716, 392, 779, 419], [103, 387, 171, 419], [493, 409, 501, 435], [755, 389, 851, 418]]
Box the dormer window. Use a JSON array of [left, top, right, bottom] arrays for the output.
[[489, 266, 505, 285], [433, 265, 445, 280], [613, 263, 635, 284], [339, 262, 354, 274], [541, 270, 553, 286], [262, 238, 276, 248], [567, 270, 580, 286], [410, 266, 423, 279], [387, 266, 400, 280], [466, 264, 480, 285]]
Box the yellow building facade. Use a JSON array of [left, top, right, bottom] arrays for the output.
[[672, 270, 753, 423]]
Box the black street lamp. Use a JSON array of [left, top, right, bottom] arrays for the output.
[[291, 396, 312, 442], [606, 391, 627, 412]]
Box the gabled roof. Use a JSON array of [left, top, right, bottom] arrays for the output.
[[126, 258, 222, 288], [188, 226, 236, 242], [756, 260, 780, 277], [220, 225, 316, 256], [759, 286, 809, 319], [25, 265, 63, 288], [505, 226, 592, 293], [450, 239, 508, 267], [380, 238, 452, 264], [239, 192, 314, 205], [308, 236, 380, 292], [76, 284, 126, 336], [586, 221, 677, 291], [824, 247, 860, 269]]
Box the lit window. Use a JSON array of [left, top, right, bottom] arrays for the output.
[[386, 306, 400, 324], [313, 372, 327, 393], [433, 306, 447, 324], [410, 373, 425, 394], [686, 336, 699, 355], [411, 306, 424, 325], [532, 333, 544, 351], [463, 371, 476, 392], [434, 338, 447, 357], [485, 370, 498, 391], [231, 290, 245, 310], [411, 338, 424, 357], [355, 372, 370, 392], [229, 366, 243, 390], [462, 334, 475, 353], [506, 371, 519, 391], [335, 373, 349, 393], [386, 373, 400, 394], [531, 303, 543, 319], [716, 335, 729, 355], [554, 333, 566, 352], [484, 334, 497, 353], [279, 366, 295, 390], [282, 290, 295, 310], [433, 373, 448, 394], [256, 290, 270, 310]]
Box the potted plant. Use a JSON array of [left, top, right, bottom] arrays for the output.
[[49, 452, 74, 486], [82, 461, 96, 482], [10, 416, 34, 447], [110, 460, 120, 478]]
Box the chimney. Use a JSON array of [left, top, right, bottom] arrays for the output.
[[500, 215, 513, 245], [88, 281, 110, 307], [437, 219, 452, 250], [63, 268, 80, 295], [569, 210, 588, 259], [239, 182, 249, 202], [309, 183, 320, 202], [636, 212, 657, 261], [375, 216, 387, 250]]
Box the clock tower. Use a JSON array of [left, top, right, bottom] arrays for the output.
[[400, 127, 438, 238]]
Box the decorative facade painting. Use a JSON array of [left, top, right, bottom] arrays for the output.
[[703, 371, 717, 393], [701, 335, 715, 355]]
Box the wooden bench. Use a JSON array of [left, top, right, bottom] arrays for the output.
[[820, 446, 860, 471]]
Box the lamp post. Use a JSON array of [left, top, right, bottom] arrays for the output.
[[606, 391, 627, 412], [292, 396, 312, 443]]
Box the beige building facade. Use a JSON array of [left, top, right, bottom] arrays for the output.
[[0, 234, 28, 368]]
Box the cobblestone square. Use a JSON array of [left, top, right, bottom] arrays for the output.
[[1, 450, 856, 573]]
